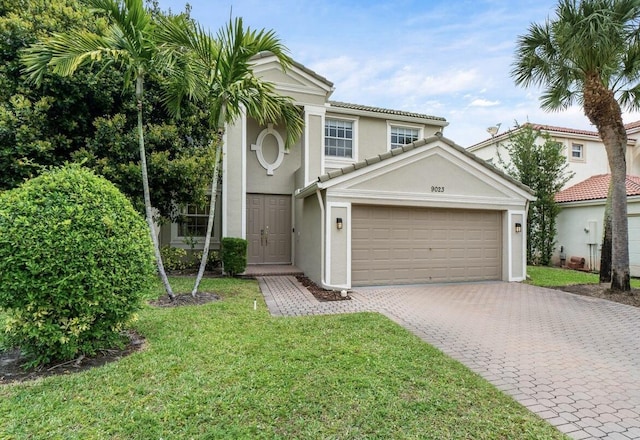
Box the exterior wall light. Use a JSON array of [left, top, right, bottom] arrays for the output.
[[336, 217, 343, 230], [515, 222, 522, 233]]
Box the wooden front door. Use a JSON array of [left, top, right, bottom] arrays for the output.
[[247, 194, 291, 264]]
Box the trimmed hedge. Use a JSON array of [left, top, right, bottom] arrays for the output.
[[0, 165, 155, 367], [221, 237, 247, 277]]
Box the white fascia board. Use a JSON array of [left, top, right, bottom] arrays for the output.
[[327, 189, 526, 208]]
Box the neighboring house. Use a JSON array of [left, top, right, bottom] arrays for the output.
[[468, 122, 640, 275], [467, 123, 640, 188], [160, 54, 534, 288], [554, 174, 640, 276]]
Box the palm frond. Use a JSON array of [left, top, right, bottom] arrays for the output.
[[21, 30, 123, 83], [513, 0, 640, 113]]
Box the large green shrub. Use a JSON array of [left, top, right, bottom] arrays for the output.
[[221, 237, 247, 277], [0, 165, 155, 367]]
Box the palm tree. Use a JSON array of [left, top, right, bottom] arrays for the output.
[[512, 0, 640, 291], [21, 0, 176, 299], [157, 16, 304, 296]]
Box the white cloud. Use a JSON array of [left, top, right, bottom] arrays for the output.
[[469, 99, 501, 107]]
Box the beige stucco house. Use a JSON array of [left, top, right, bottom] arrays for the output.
[[161, 54, 533, 288]]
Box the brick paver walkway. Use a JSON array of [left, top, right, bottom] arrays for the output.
[[258, 277, 640, 440]]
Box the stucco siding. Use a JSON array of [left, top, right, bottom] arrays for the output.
[[555, 203, 604, 272], [509, 212, 525, 280], [296, 195, 323, 284], [223, 118, 246, 239], [327, 204, 348, 286], [245, 118, 300, 195]]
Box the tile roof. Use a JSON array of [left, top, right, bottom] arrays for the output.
[[468, 122, 599, 149], [555, 174, 640, 203], [328, 101, 447, 122], [529, 123, 599, 137], [625, 120, 640, 131]]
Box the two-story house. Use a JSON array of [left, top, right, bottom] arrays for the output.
[[160, 54, 534, 289], [467, 122, 640, 275], [467, 123, 640, 188]]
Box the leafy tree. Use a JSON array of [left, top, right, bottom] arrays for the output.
[[0, 0, 121, 189], [158, 16, 304, 295], [20, 0, 209, 299], [498, 124, 573, 265], [512, 0, 640, 291], [1, 0, 213, 223]]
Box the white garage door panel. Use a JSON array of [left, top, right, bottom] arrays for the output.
[[352, 205, 502, 285]]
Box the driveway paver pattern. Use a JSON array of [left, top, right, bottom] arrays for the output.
[[258, 277, 640, 440]]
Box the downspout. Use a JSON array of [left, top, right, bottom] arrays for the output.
[[316, 188, 327, 287]]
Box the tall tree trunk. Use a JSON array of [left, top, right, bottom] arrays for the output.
[[609, 153, 630, 291], [136, 75, 175, 300], [599, 184, 613, 283], [192, 106, 228, 296], [583, 72, 630, 291], [191, 131, 223, 297]]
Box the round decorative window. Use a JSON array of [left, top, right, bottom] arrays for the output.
[[250, 124, 287, 175]]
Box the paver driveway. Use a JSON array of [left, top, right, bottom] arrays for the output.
[[259, 277, 640, 440]]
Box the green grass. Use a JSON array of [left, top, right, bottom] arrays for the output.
[[0, 277, 567, 439], [526, 265, 640, 288]]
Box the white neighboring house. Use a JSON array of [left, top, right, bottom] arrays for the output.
[[467, 123, 640, 188], [468, 122, 640, 274], [554, 175, 640, 276]]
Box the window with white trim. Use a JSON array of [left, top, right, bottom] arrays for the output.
[[325, 119, 353, 158], [177, 203, 211, 237], [390, 126, 420, 149], [571, 143, 584, 161]]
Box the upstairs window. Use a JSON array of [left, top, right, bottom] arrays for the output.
[[325, 119, 353, 158], [571, 143, 584, 161], [390, 126, 420, 149]]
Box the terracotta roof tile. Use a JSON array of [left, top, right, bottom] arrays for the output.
[[468, 122, 600, 149], [555, 174, 640, 203], [625, 120, 640, 131], [528, 123, 599, 137]]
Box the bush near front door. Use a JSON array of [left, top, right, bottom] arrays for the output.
[[221, 237, 248, 276]]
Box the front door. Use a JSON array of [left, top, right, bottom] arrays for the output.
[[247, 194, 291, 264]]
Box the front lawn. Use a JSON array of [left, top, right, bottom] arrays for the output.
[[0, 277, 567, 439], [527, 265, 640, 288]]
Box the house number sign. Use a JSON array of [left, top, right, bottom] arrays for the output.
[[251, 123, 288, 175], [431, 186, 445, 192]]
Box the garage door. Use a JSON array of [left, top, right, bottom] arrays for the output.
[[351, 205, 502, 285]]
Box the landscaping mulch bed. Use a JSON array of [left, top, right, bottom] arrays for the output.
[[554, 283, 640, 307], [0, 330, 145, 384], [295, 275, 351, 301]]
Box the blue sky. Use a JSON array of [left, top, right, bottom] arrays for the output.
[[157, 0, 638, 146]]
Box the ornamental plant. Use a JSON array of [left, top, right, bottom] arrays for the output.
[[221, 238, 247, 277], [0, 165, 155, 367]]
